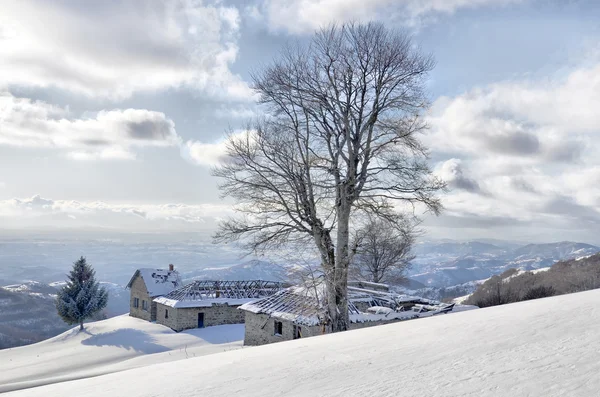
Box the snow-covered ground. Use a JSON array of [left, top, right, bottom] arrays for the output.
[[5, 289, 600, 396], [0, 315, 243, 393]]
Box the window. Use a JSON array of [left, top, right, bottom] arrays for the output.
[[293, 325, 302, 339], [165, 309, 169, 319], [142, 300, 148, 311], [133, 297, 139, 308], [274, 321, 283, 336]]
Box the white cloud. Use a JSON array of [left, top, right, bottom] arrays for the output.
[[425, 62, 600, 236], [0, 92, 181, 160], [260, 0, 523, 34], [435, 158, 482, 194], [183, 129, 256, 167], [0, 195, 233, 231], [0, 0, 252, 100]]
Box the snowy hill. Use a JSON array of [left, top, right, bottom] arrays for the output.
[[0, 315, 243, 393], [5, 289, 600, 396]]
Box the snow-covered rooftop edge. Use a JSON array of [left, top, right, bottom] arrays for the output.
[[127, 268, 182, 298]]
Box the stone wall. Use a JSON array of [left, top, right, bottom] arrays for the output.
[[243, 311, 412, 346], [156, 302, 179, 330], [129, 275, 152, 321], [243, 312, 324, 346], [156, 303, 246, 332]]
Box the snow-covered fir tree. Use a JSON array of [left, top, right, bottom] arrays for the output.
[[56, 257, 108, 330]]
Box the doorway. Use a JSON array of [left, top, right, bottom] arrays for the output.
[[198, 312, 205, 328]]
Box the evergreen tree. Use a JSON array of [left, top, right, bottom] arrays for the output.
[[56, 256, 108, 330]]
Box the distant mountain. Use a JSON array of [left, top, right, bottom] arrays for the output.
[[0, 281, 129, 350], [184, 260, 290, 282], [413, 241, 505, 257], [409, 241, 600, 288], [0, 282, 69, 349], [509, 242, 599, 264]]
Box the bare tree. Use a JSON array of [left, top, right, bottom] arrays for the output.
[[213, 22, 444, 332], [350, 217, 415, 285]]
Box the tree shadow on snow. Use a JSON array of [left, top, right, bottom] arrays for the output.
[[81, 328, 169, 354]]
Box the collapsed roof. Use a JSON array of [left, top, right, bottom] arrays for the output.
[[240, 283, 450, 326], [154, 280, 287, 308]]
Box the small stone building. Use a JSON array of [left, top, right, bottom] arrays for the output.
[[153, 280, 286, 332], [240, 284, 460, 346], [126, 265, 181, 322]]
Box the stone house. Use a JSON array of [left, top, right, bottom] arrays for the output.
[[153, 280, 286, 332], [126, 265, 181, 322], [240, 284, 459, 346]]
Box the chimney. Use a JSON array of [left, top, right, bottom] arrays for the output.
[[168, 264, 174, 271]]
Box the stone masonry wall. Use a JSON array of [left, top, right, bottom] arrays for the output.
[[156, 302, 179, 330], [243, 312, 324, 346], [156, 303, 246, 332], [243, 312, 411, 346], [129, 275, 152, 321]]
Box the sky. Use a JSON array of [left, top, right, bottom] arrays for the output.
[[1, 0, 600, 244]]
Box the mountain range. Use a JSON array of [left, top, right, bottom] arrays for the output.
[[408, 241, 599, 287]]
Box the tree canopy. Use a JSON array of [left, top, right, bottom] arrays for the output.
[[56, 256, 108, 331]]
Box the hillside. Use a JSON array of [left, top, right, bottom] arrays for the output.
[[465, 253, 600, 307], [0, 281, 130, 349], [0, 283, 70, 349], [5, 289, 600, 396], [410, 240, 600, 287], [0, 315, 243, 393]]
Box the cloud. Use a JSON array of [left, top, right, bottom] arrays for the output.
[[0, 0, 252, 100], [183, 129, 256, 167], [0, 195, 233, 231], [260, 0, 523, 34], [183, 140, 229, 167], [436, 158, 482, 194], [0, 92, 181, 160], [426, 64, 600, 161], [425, 62, 600, 239]]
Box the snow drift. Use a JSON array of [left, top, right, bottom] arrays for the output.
[[0, 315, 243, 393]]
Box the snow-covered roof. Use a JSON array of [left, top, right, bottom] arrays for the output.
[[241, 283, 456, 326], [154, 280, 286, 308], [347, 286, 437, 307], [240, 287, 363, 326], [347, 280, 390, 292], [127, 268, 182, 298]]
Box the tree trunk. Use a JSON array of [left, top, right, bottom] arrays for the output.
[[329, 201, 351, 332], [79, 320, 84, 331]]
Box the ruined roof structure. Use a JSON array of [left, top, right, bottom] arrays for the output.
[[154, 280, 287, 308], [241, 283, 451, 326]]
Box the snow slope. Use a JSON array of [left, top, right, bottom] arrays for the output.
[[6, 289, 600, 396], [0, 315, 243, 393]]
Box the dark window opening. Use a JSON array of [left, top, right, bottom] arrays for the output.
[[274, 321, 283, 336], [142, 300, 148, 311], [293, 324, 302, 339], [133, 297, 139, 308], [165, 309, 169, 319]]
